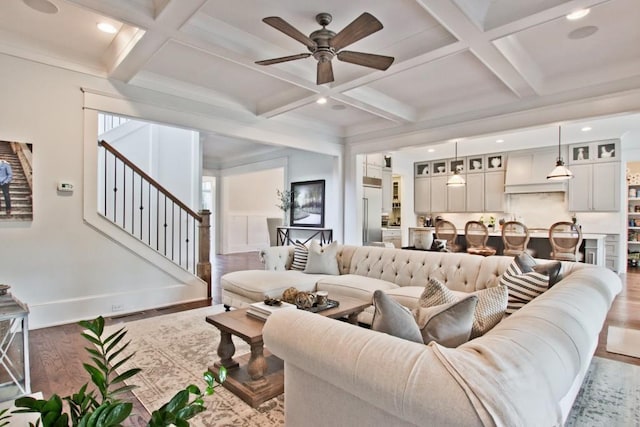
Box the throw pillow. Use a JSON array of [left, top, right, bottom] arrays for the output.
[[418, 277, 507, 338], [304, 240, 339, 275], [499, 258, 550, 315], [371, 290, 423, 343], [516, 252, 562, 287], [291, 240, 308, 271], [412, 296, 478, 347]]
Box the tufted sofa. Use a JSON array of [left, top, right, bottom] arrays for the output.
[[222, 244, 592, 324]]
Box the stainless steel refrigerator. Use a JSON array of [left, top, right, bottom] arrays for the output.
[[363, 181, 382, 244]]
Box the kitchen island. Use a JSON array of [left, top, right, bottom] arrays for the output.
[[407, 227, 607, 267]]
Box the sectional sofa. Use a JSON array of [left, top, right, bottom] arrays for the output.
[[221, 244, 621, 426]]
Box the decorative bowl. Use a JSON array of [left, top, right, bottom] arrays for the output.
[[0, 284, 10, 296]]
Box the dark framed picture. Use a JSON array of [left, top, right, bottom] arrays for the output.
[[468, 157, 483, 173], [597, 142, 616, 159], [415, 161, 429, 177], [572, 145, 590, 162], [432, 161, 447, 175], [449, 158, 465, 174], [486, 154, 504, 170], [0, 140, 33, 221], [290, 180, 325, 228]]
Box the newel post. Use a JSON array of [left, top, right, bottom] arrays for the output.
[[198, 209, 212, 298]]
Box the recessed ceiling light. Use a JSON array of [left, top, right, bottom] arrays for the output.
[[496, 139, 504, 143], [23, 0, 58, 14], [581, 126, 592, 132], [566, 9, 590, 20], [97, 22, 118, 34], [316, 97, 327, 105], [427, 148, 435, 153]]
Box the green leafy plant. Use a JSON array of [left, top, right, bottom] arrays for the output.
[[13, 316, 226, 427], [276, 189, 293, 213]]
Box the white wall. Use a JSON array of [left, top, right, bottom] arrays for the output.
[[0, 55, 210, 328]]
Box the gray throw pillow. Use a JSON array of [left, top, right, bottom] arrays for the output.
[[516, 252, 562, 287], [412, 296, 478, 347], [371, 290, 423, 343], [303, 240, 339, 275], [418, 277, 507, 338]]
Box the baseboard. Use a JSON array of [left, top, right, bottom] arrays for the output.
[[28, 284, 207, 329]]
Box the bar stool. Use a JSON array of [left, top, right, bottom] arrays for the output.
[[548, 221, 583, 261], [501, 221, 534, 257], [434, 220, 461, 252], [464, 221, 496, 256]]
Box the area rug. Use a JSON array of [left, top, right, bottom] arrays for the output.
[[102, 306, 284, 426], [105, 307, 639, 427]]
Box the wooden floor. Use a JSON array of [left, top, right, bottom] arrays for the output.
[[27, 253, 640, 425]]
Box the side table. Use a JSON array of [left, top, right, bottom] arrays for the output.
[[0, 294, 30, 402]]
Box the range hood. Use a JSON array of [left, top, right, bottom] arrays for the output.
[[504, 148, 568, 194]]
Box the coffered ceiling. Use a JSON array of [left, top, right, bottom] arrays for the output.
[[2, 0, 640, 166]]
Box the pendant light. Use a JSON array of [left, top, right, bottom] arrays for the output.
[[546, 126, 573, 181], [447, 141, 466, 187]]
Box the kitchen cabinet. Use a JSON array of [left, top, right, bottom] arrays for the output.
[[430, 176, 448, 213], [414, 177, 431, 213], [382, 169, 393, 213], [568, 162, 620, 212], [465, 174, 484, 212], [447, 184, 465, 212], [485, 171, 505, 212], [382, 228, 401, 248]]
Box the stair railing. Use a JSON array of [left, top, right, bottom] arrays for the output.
[[98, 140, 211, 294]]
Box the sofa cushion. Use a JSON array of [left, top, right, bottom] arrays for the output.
[[316, 274, 398, 302], [221, 270, 324, 301], [371, 290, 423, 343], [291, 240, 308, 271], [419, 278, 508, 338], [499, 258, 550, 314], [413, 296, 478, 347], [383, 286, 426, 309], [304, 240, 339, 275]]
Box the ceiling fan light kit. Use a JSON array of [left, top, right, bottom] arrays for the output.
[[547, 126, 574, 181], [256, 12, 395, 85]]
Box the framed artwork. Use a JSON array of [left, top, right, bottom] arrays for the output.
[[449, 158, 465, 174], [290, 180, 325, 228], [0, 140, 33, 221], [596, 142, 616, 160], [414, 161, 430, 177], [486, 154, 504, 171], [467, 156, 484, 173], [432, 161, 447, 176], [568, 140, 619, 164], [570, 144, 591, 163]]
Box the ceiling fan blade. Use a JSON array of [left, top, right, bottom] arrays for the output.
[[330, 12, 383, 51], [263, 17, 316, 49], [337, 51, 394, 70], [317, 61, 334, 85], [255, 53, 311, 66]]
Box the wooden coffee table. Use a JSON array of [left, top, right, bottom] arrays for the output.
[[206, 295, 370, 407]]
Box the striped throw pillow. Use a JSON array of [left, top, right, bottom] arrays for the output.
[[291, 240, 308, 271], [499, 259, 550, 315]]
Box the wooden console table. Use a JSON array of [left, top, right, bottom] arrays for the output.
[[276, 226, 333, 246]]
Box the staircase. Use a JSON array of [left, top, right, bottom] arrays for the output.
[[0, 141, 32, 220]]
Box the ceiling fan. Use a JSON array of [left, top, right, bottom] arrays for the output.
[[255, 12, 394, 85]]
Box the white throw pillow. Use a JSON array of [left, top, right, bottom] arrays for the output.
[[303, 240, 339, 275]]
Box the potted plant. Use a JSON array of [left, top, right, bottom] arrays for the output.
[[276, 189, 293, 226], [12, 316, 226, 427]]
